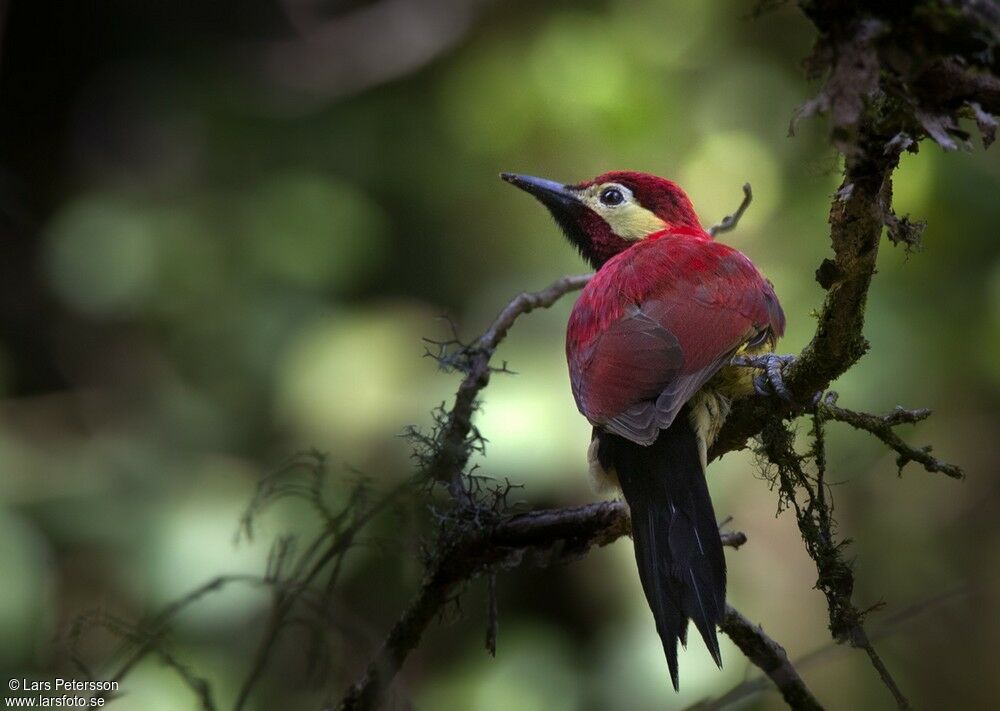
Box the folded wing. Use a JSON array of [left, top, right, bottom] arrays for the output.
[[568, 238, 784, 443]]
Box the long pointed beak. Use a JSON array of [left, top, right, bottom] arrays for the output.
[[500, 173, 580, 209]]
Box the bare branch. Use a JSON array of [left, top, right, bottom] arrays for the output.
[[493, 501, 747, 561], [477, 274, 593, 351], [817, 393, 964, 479], [714, 605, 823, 711], [423, 273, 591, 502]]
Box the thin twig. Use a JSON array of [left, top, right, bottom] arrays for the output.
[[708, 183, 753, 236], [818, 393, 963, 479], [153, 647, 218, 711], [850, 626, 912, 710], [424, 273, 591, 502], [85, 574, 264, 705], [233, 481, 409, 711], [485, 572, 498, 657]]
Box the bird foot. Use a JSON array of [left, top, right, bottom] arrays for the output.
[[733, 353, 796, 401]]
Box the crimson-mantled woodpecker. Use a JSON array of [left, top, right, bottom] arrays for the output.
[[502, 170, 786, 690]]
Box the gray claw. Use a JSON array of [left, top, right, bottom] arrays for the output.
[[736, 353, 796, 402], [764, 355, 794, 402]]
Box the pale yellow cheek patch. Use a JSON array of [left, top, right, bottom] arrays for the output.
[[578, 185, 667, 241], [604, 204, 668, 240]]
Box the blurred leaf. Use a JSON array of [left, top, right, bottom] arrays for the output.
[[46, 194, 158, 316], [0, 511, 53, 664], [681, 131, 783, 231], [243, 171, 389, 291]]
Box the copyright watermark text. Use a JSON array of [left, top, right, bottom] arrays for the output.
[[5, 679, 117, 707]]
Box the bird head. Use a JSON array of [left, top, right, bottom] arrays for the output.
[[502, 170, 702, 269]]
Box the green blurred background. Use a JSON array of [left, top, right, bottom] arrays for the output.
[[1, 1, 998, 709]]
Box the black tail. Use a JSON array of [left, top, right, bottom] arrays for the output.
[[597, 411, 726, 690]]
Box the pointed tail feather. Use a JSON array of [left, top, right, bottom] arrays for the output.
[[597, 412, 726, 690]]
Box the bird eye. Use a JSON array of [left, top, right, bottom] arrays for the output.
[[599, 187, 625, 206]]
